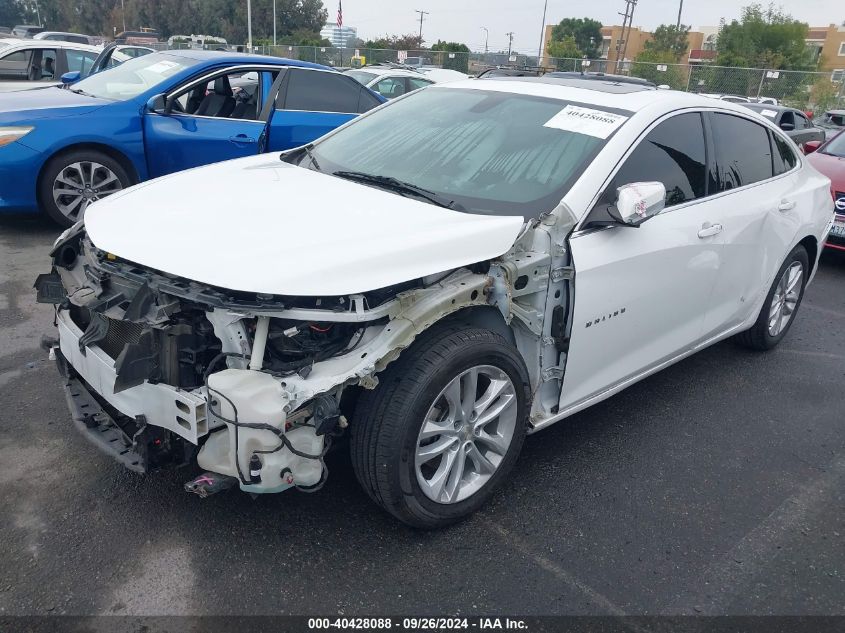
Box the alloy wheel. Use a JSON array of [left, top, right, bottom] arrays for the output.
[[415, 365, 518, 504], [52, 161, 123, 222], [767, 261, 803, 337]]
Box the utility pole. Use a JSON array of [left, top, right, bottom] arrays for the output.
[[120, 0, 126, 33], [676, 0, 684, 30], [481, 27, 488, 54], [247, 0, 253, 52], [615, 0, 637, 73], [538, 0, 548, 65], [415, 10, 429, 46], [506, 31, 515, 58], [273, 0, 277, 46]]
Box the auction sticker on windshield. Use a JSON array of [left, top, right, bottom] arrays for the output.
[[146, 60, 180, 74], [544, 105, 628, 139]]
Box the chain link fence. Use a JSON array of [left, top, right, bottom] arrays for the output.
[[147, 42, 845, 112]]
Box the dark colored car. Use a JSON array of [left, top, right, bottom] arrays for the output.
[[805, 129, 845, 251], [814, 110, 845, 140], [741, 103, 826, 149]]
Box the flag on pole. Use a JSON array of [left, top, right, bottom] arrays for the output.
[[337, 0, 343, 28]]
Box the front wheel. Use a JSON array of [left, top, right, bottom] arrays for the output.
[[351, 326, 530, 529], [38, 149, 133, 227], [734, 244, 809, 350]]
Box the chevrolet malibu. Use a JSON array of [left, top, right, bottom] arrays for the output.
[[37, 77, 834, 528]]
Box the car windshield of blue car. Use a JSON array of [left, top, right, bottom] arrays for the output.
[[308, 87, 629, 218], [69, 52, 194, 101]]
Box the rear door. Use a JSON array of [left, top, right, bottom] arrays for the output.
[[264, 67, 382, 151], [560, 112, 722, 410], [699, 112, 801, 334], [143, 67, 277, 179]]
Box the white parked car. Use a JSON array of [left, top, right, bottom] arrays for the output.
[[0, 39, 103, 91], [417, 66, 470, 83], [39, 76, 834, 528], [345, 65, 435, 98]]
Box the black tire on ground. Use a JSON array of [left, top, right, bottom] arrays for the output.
[[38, 149, 134, 228], [350, 325, 531, 529], [734, 244, 809, 351]]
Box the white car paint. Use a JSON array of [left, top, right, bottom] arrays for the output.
[[48, 77, 834, 516], [345, 66, 435, 98], [84, 156, 525, 296], [416, 67, 469, 83], [0, 39, 105, 92]]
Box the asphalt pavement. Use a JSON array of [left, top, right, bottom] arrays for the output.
[[0, 214, 843, 617]]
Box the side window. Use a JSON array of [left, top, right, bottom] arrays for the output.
[[282, 69, 362, 113], [590, 112, 707, 222], [771, 132, 797, 176], [373, 76, 406, 98], [408, 77, 433, 90], [0, 49, 31, 79], [710, 113, 773, 190], [170, 70, 262, 120], [66, 50, 98, 75], [794, 112, 811, 129]]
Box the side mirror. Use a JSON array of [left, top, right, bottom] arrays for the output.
[[780, 122, 795, 131], [609, 182, 666, 227], [803, 140, 821, 154], [145, 93, 167, 114], [60, 71, 81, 85]]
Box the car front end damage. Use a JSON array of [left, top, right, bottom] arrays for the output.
[[36, 213, 576, 498]]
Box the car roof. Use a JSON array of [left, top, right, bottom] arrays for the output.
[[152, 48, 332, 71], [350, 66, 422, 78], [2, 39, 100, 51], [546, 71, 656, 87], [433, 77, 758, 115]]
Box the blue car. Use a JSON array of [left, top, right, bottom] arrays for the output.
[[0, 50, 386, 226]]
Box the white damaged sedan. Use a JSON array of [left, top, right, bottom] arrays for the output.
[[37, 76, 834, 527]]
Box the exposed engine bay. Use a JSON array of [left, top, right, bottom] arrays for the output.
[[36, 208, 576, 497]]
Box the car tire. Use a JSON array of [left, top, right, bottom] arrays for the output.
[[38, 149, 133, 228], [734, 244, 809, 351], [350, 324, 530, 529]]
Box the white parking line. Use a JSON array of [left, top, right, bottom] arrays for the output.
[[484, 519, 635, 618]]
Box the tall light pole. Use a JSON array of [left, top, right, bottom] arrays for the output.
[[273, 0, 277, 46], [537, 0, 548, 65], [415, 10, 429, 47], [481, 27, 488, 54], [247, 0, 253, 52], [506, 31, 514, 58]]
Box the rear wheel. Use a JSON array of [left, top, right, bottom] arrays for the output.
[[734, 245, 808, 350], [38, 149, 133, 227], [350, 325, 530, 529]]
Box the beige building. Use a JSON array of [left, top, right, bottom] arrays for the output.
[[807, 23, 845, 79], [539, 23, 713, 69]]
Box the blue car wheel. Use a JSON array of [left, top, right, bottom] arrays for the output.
[[38, 149, 133, 227]]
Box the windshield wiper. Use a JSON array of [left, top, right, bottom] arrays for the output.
[[332, 171, 464, 210]]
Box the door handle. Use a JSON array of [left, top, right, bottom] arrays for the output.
[[778, 199, 796, 212], [229, 134, 256, 144], [697, 223, 723, 238]]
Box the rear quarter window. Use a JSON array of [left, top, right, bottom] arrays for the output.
[[710, 113, 774, 190]]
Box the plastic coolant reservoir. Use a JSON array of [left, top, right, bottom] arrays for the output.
[[197, 369, 324, 492]]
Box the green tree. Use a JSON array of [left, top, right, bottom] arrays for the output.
[[431, 40, 470, 72], [644, 24, 690, 60], [716, 4, 815, 70], [632, 49, 687, 89], [550, 18, 602, 59], [546, 36, 582, 70]]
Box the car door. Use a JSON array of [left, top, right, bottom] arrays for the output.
[[793, 110, 824, 145], [701, 113, 804, 334], [63, 48, 99, 78], [143, 67, 276, 179], [560, 111, 723, 410], [264, 67, 381, 152]]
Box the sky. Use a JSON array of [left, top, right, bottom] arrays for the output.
[[335, 0, 842, 54]]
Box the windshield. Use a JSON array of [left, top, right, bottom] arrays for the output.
[[307, 88, 622, 217], [70, 52, 194, 100], [346, 70, 376, 85], [816, 112, 845, 128], [821, 131, 845, 158]]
